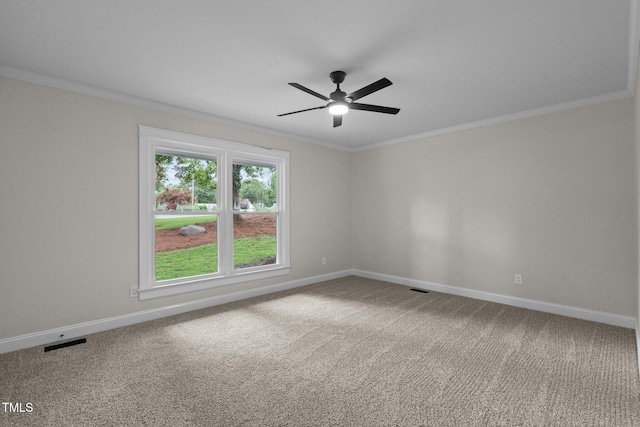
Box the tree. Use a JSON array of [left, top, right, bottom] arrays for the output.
[[155, 154, 175, 192], [265, 172, 277, 207], [239, 179, 267, 204], [156, 187, 193, 211], [232, 164, 258, 221], [194, 186, 216, 204], [175, 157, 217, 204]]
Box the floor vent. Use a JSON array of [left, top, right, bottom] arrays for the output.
[[410, 288, 429, 294], [44, 338, 87, 352]]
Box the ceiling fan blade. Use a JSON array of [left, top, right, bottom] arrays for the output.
[[288, 83, 330, 101], [277, 105, 326, 117], [347, 78, 392, 101], [333, 114, 342, 128], [349, 102, 400, 115]]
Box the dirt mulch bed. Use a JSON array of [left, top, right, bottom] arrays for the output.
[[155, 214, 276, 253]]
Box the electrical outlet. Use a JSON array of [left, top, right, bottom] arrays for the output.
[[322, 257, 327, 265], [515, 274, 523, 285], [129, 287, 139, 298]]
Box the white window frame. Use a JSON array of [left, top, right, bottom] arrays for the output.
[[138, 126, 290, 300]]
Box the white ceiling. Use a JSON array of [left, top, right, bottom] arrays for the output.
[[0, 1, 636, 150]]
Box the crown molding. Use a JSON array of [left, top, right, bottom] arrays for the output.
[[628, 0, 640, 95], [354, 89, 633, 152], [0, 62, 634, 154], [0, 64, 348, 151], [2, 0, 638, 158]]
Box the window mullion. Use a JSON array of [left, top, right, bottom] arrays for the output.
[[218, 153, 234, 275]]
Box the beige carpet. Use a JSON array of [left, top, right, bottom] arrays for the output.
[[1, 276, 639, 426]]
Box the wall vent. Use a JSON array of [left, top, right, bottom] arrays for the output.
[[44, 338, 87, 352]]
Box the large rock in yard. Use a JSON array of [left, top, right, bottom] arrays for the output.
[[180, 225, 206, 236]]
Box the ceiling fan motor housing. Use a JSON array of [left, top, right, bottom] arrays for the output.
[[330, 89, 347, 102], [329, 70, 346, 84]]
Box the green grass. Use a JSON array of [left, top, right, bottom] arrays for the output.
[[155, 235, 276, 281], [155, 243, 218, 281], [234, 236, 277, 267], [155, 215, 217, 231]]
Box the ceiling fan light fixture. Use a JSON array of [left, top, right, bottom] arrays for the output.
[[328, 103, 348, 115], [278, 71, 399, 127]]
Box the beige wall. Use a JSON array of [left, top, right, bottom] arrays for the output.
[[1, 73, 638, 341], [635, 52, 640, 328], [0, 76, 352, 339], [352, 98, 637, 316]]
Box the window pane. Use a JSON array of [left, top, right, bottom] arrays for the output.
[[155, 154, 217, 211], [155, 153, 218, 280], [232, 162, 277, 211], [233, 213, 277, 269], [232, 162, 277, 269], [155, 214, 218, 280]]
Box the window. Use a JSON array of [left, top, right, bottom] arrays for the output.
[[138, 126, 290, 300]]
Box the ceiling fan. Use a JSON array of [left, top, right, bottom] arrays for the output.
[[277, 71, 400, 128]]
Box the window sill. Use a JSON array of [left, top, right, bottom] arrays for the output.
[[137, 265, 291, 301]]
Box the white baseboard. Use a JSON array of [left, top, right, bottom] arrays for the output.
[[351, 269, 637, 329], [0, 270, 352, 354], [636, 321, 640, 377], [1, 268, 636, 356]]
